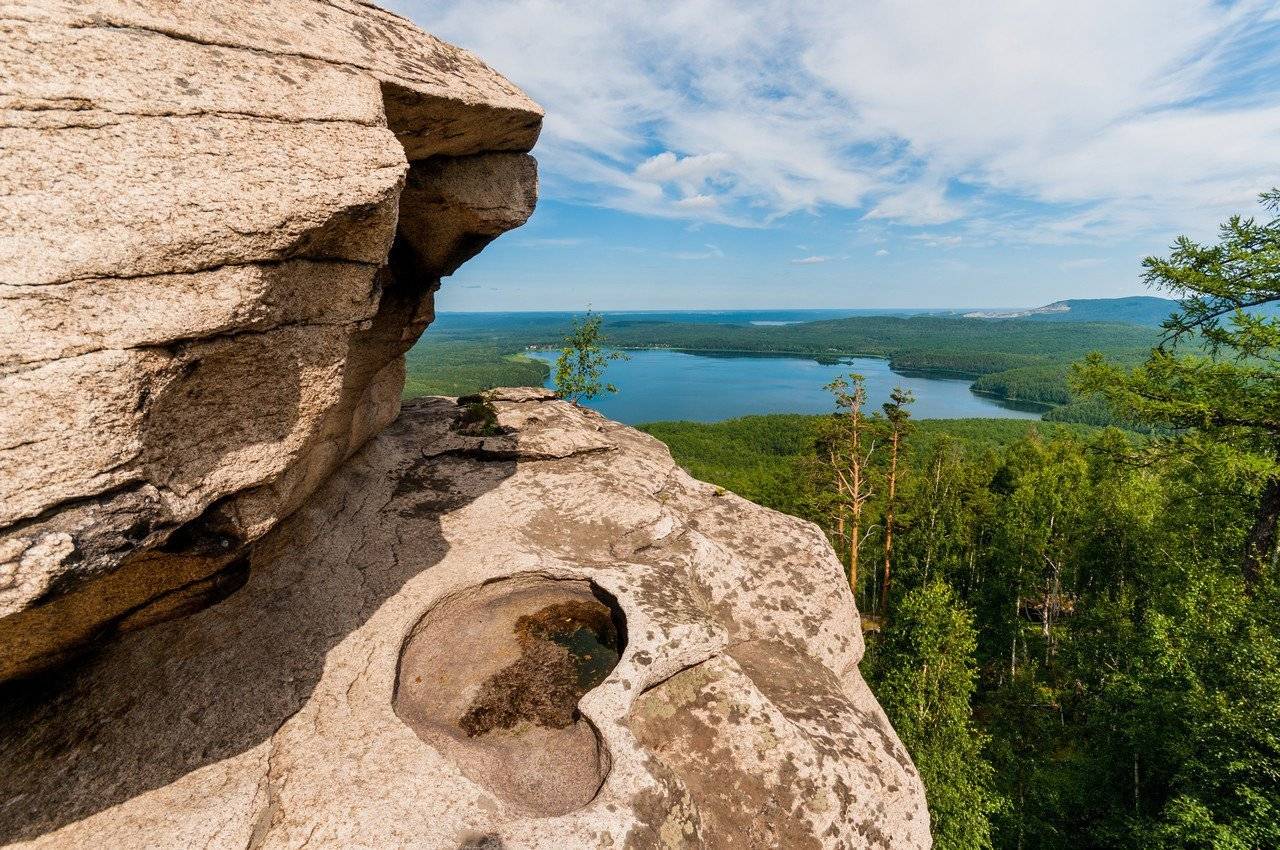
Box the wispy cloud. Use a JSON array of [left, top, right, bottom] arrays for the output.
[[791, 255, 833, 265], [399, 0, 1280, 240], [636, 152, 730, 187], [668, 243, 725, 260], [673, 194, 719, 211], [911, 234, 964, 249], [875, 249, 890, 256]]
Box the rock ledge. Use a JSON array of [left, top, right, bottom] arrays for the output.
[[1, 393, 929, 848]]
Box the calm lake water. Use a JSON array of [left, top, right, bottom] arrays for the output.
[[527, 350, 1044, 424]]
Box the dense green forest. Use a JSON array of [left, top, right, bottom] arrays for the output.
[[403, 339, 548, 398], [971, 366, 1072, 406], [645, 193, 1280, 849], [639, 416, 1095, 517], [591, 314, 1155, 369]]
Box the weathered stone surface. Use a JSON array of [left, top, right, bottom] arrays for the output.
[[0, 394, 931, 848], [1, 115, 405, 285], [399, 153, 541, 276], [0, 260, 381, 368], [0, 0, 542, 679], [0, 19, 386, 125], [1, 0, 542, 157]]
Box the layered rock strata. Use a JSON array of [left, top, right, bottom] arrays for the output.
[[0, 0, 541, 678]]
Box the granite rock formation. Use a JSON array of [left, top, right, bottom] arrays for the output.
[[0, 0, 540, 679], [0, 1, 931, 846], [1, 391, 930, 847]]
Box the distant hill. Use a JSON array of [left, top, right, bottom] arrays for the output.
[[964, 296, 1180, 326]]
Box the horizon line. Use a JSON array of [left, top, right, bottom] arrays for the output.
[[435, 297, 1169, 315]]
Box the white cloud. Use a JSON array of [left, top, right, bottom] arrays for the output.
[[864, 180, 966, 225], [673, 194, 719, 211], [668, 243, 725, 260], [875, 249, 890, 256], [791, 255, 832, 265], [395, 0, 1280, 239], [911, 234, 963, 249], [635, 151, 731, 184]]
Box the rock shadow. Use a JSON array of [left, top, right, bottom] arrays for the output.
[[0, 399, 517, 842]]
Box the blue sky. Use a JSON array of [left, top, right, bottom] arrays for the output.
[[387, 0, 1280, 311]]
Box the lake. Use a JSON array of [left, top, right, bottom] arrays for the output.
[[526, 349, 1044, 424]]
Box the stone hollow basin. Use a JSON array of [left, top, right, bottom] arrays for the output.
[[394, 576, 626, 817]]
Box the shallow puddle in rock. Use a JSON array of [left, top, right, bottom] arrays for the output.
[[520, 601, 621, 691], [394, 578, 627, 815], [459, 599, 622, 737]]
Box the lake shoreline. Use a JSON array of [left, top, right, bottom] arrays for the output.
[[526, 349, 1043, 425]]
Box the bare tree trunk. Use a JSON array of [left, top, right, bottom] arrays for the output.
[[1011, 595, 1019, 680], [848, 397, 863, 597], [1243, 472, 1280, 590], [924, 453, 943, 582], [849, 508, 860, 597], [881, 430, 900, 615]]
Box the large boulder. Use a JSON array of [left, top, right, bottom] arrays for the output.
[[0, 391, 931, 848], [0, 0, 541, 678]]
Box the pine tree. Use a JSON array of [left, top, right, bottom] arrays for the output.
[[881, 387, 915, 614], [1075, 189, 1280, 589], [822, 374, 877, 598]]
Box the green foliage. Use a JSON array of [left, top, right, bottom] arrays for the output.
[[1074, 568, 1280, 850], [885, 385, 916, 425], [865, 581, 1004, 849], [972, 365, 1071, 406], [403, 340, 548, 398], [456, 396, 502, 436], [638, 416, 1095, 522], [553, 309, 628, 402], [1073, 188, 1280, 587], [1042, 396, 1159, 431], [972, 358, 1153, 430]]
